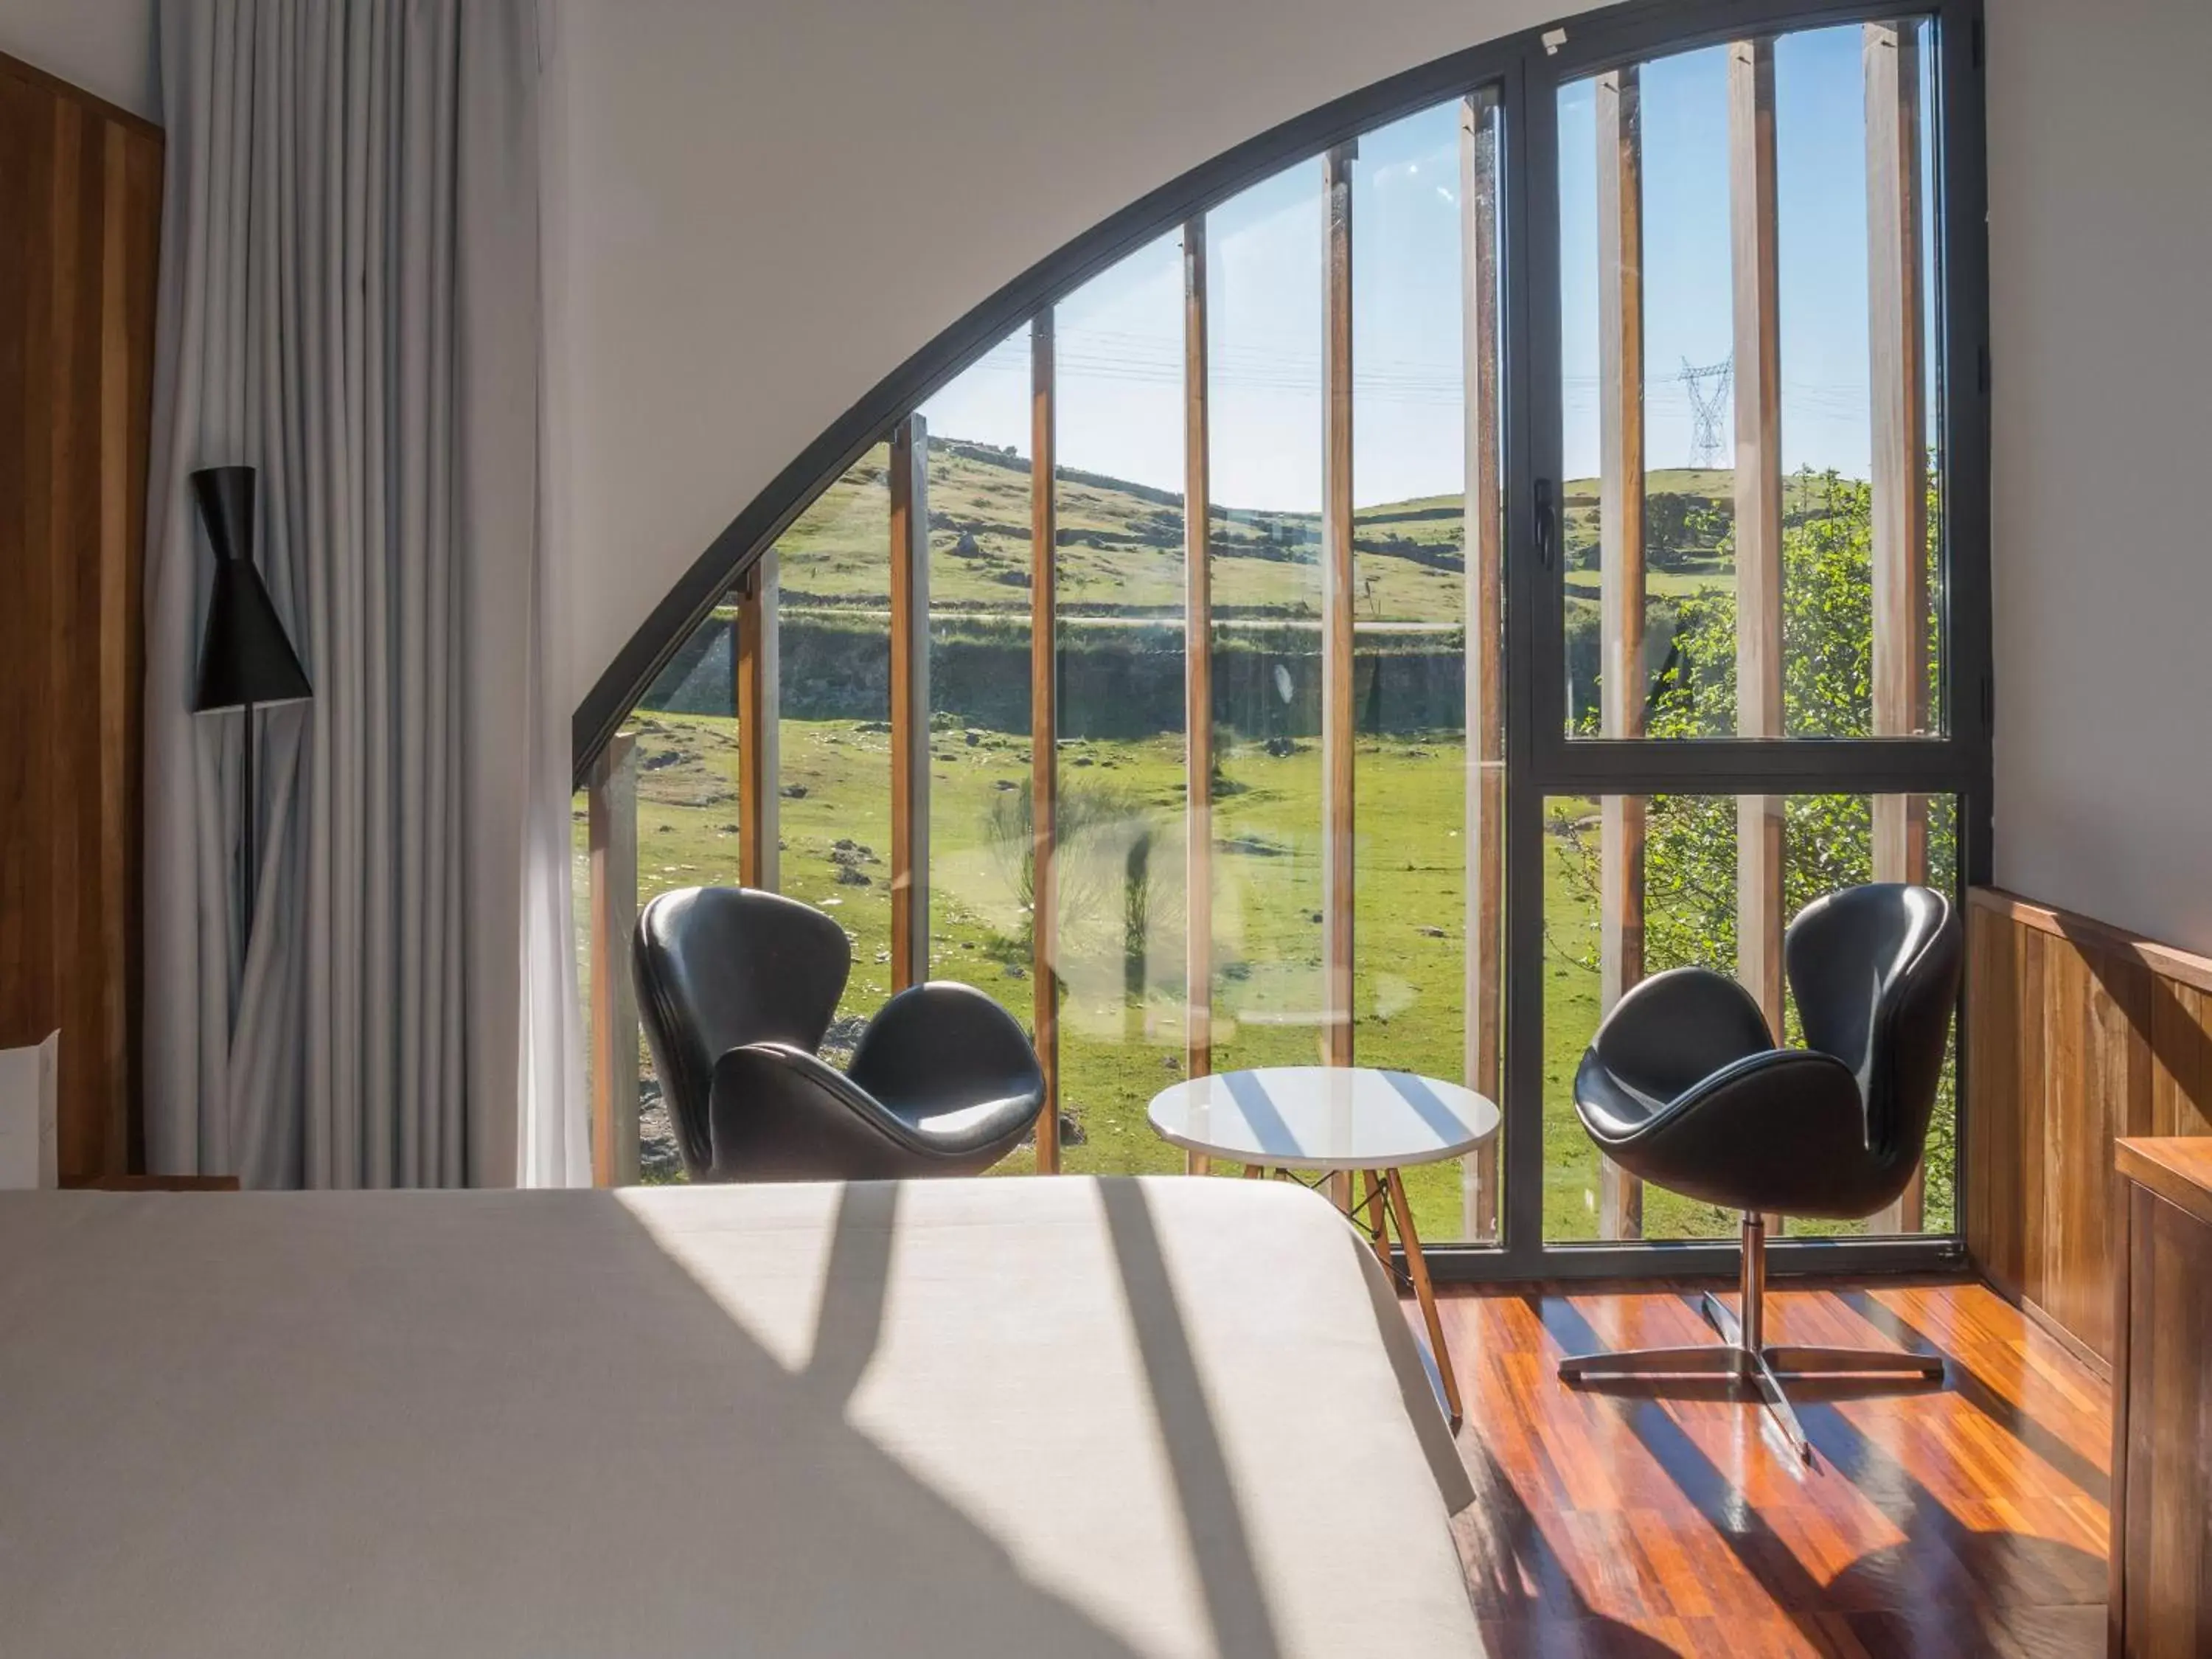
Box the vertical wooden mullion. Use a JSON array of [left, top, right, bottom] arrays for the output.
[[1031, 312, 1061, 1172], [1461, 91, 1504, 1243], [588, 731, 640, 1187], [1868, 19, 1929, 1233], [1731, 39, 1787, 1236], [1322, 142, 1357, 1077], [734, 556, 779, 891], [1322, 144, 1357, 1214], [1596, 68, 1646, 1242], [46, 97, 87, 1176], [1182, 220, 1213, 1175], [888, 414, 931, 992]]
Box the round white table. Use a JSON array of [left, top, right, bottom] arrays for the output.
[[1147, 1065, 1499, 1430]]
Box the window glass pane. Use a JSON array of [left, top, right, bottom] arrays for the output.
[[1049, 233, 1190, 1175], [769, 450, 894, 1054], [1543, 791, 1958, 1242], [1205, 159, 1327, 1088], [1558, 22, 1944, 744], [1635, 47, 1736, 735], [917, 335, 1039, 1172], [1556, 71, 1604, 732], [631, 586, 749, 906], [1773, 22, 1945, 739], [1349, 97, 1497, 1244], [1558, 48, 1738, 739], [602, 586, 751, 1183]]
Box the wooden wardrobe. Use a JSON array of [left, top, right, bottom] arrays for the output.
[[0, 52, 162, 1180]]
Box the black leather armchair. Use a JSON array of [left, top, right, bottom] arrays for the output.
[[633, 886, 1044, 1182], [1559, 883, 1964, 1458]]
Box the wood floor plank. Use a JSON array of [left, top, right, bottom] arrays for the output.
[[1425, 1279, 2109, 1658]]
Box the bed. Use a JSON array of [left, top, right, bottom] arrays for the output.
[[0, 1175, 1479, 1657]]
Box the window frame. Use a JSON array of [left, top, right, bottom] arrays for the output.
[[1498, 0, 1987, 1279], [573, 0, 1991, 1284]]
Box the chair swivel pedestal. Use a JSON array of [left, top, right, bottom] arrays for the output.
[[1559, 1210, 1943, 1460], [1558, 884, 1964, 1460]]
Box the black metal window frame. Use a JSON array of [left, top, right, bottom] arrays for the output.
[[1490, 0, 1987, 1283], [571, 0, 1990, 1283]]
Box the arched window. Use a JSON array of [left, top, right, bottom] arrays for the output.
[[574, 0, 1988, 1278]]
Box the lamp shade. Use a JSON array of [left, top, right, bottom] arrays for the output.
[[190, 466, 311, 713]]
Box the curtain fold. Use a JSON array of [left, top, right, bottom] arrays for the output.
[[511, 0, 591, 1190], [143, 0, 585, 1188]]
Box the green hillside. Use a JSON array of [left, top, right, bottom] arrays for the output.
[[773, 436, 1761, 622]]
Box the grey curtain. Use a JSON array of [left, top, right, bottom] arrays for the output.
[[142, 0, 587, 1187]]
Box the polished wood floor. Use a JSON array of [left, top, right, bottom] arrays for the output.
[[1430, 1280, 2110, 1657]]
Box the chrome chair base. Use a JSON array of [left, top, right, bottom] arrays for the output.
[[1556, 1214, 1944, 1461]]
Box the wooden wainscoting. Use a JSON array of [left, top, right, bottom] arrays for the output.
[[1965, 887, 2212, 1371], [0, 53, 162, 1179]]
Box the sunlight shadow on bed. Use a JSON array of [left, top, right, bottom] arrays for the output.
[[0, 1189, 1140, 1658], [0, 1180, 1486, 1658], [1099, 1175, 1286, 1659]]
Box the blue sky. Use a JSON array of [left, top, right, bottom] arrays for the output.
[[922, 24, 1934, 512]]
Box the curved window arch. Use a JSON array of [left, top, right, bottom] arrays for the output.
[[575, 0, 1989, 1278]]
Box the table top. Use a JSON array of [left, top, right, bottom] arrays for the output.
[[1147, 1066, 1500, 1172], [2117, 1137, 2212, 1231]]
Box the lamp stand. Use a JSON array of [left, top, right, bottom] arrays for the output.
[[240, 699, 257, 940]]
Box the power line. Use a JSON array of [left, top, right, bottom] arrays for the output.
[[938, 328, 1874, 431]]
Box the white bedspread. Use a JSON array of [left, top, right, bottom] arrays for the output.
[[0, 1176, 1478, 1658]]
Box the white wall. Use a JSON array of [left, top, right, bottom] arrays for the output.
[[547, 0, 1552, 712], [0, 0, 155, 118], [22, 0, 2194, 946], [1986, 0, 2212, 948]]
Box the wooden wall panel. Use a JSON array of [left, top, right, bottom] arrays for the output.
[[1964, 891, 2024, 1293], [2150, 979, 2212, 1138], [1965, 887, 2212, 1370], [2109, 1147, 2212, 1659], [0, 53, 161, 1181]]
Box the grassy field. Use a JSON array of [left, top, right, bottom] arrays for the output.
[[597, 709, 1773, 1243]]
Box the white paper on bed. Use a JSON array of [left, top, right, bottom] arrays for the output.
[[0, 1176, 1481, 1658], [0, 1031, 58, 1189]]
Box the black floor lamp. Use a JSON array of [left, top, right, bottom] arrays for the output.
[[190, 467, 311, 936]]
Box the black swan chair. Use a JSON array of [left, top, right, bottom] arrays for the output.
[[1559, 883, 1964, 1458], [633, 886, 1045, 1182]]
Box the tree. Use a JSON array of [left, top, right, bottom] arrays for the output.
[[1644, 490, 1732, 572]]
